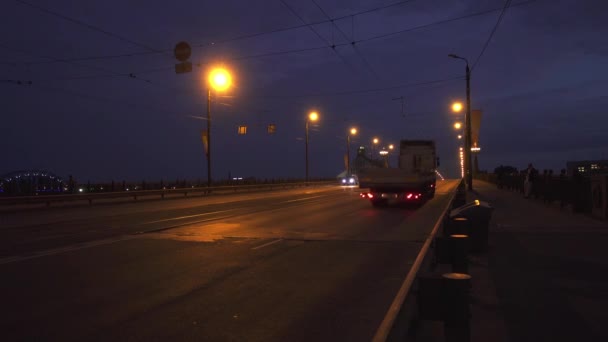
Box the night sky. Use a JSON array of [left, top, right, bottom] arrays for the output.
[[2, 0, 607, 182]]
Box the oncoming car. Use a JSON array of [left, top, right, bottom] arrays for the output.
[[340, 175, 358, 186]]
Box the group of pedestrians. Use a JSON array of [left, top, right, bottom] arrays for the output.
[[494, 163, 590, 213]]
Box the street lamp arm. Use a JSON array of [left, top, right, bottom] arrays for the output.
[[448, 54, 469, 65]]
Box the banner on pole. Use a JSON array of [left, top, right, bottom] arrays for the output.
[[201, 130, 209, 157], [471, 109, 483, 149]]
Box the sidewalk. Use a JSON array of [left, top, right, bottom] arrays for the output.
[[416, 180, 608, 341]]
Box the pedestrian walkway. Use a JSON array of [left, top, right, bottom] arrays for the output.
[[415, 180, 608, 342]]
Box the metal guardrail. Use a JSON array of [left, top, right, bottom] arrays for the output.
[[372, 179, 463, 342], [0, 181, 335, 208]]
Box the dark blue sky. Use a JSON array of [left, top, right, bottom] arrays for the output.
[[2, 0, 607, 182]]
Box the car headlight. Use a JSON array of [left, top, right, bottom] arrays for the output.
[[349, 178, 355, 184], [341, 179, 347, 184]]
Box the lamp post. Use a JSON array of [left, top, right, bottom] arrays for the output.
[[305, 111, 319, 184], [347, 128, 357, 175], [388, 144, 394, 167], [205, 67, 232, 187], [372, 137, 379, 160], [449, 54, 473, 191]]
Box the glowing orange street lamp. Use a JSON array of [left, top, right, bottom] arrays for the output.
[[205, 66, 233, 187], [305, 111, 320, 183], [454, 122, 462, 130], [347, 127, 357, 175], [452, 102, 463, 113]]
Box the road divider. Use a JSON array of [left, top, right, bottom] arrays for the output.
[[372, 180, 462, 342]]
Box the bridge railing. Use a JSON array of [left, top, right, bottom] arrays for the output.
[[0, 181, 336, 208], [475, 173, 593, 213]]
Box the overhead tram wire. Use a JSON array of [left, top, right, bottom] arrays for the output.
[[9, 0, 174, 85], [355, 0, 534, 44], [0, 43, 154, 84], [279, 0, 356, 73], [14, 0, 163, 54], [10, 0, 416, 66], [472, 0, 513, 71], [311, 0, 380, 80], [257, 75, 464, 99]]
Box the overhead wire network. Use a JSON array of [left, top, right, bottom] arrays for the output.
[[8, 0, 171, 86], [9, 0, 417, 66], [310, 0, 380, 79], [1, 0, 536, 115], [279, 0, 357, 74], [18, 0, 535, 86]]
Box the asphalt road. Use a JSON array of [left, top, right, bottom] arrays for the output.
[[0, 180, 458, 341]]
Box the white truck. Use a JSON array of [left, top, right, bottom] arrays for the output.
[[358, 140, 437, 207]]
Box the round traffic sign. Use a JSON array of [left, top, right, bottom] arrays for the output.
[[174, 41, 191, 62]]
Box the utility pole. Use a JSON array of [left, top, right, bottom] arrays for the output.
[[465, 64, 473, 191], [305, 120, 310, 184], [207, 89, 212, 187], [449, 53, 474, 191]]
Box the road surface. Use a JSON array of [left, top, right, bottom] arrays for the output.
[[0, 180, 458, 341]]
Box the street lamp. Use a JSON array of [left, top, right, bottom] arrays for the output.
[[372, 137, 379, 160], [205, 66, 232, 187], [305, 111, 319, 184], [454, 122, 462, 130], [452, 102, 463, 113], [387, 144, 394, 167], [449, 53, 473, 190], [347, 127, 357, 176]]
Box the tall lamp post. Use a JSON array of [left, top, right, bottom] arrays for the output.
[[372, 137, 379, 160], [305, 111, 319, 184], [347, 128, 357, 175], [388, 144, 394, 167], [205, 67, 232, 187], [449, 54, 473, 191]]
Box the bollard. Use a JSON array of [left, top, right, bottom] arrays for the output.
[[470, 222, 489, 253], [444, 217, 471, 236], [417, 273, 445, 321], [434, 235, 470, 273], [449, 235, 470, 274], [442, 273, 471, 342], [452, 193, 466, 209]]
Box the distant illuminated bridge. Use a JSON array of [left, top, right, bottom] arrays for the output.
[[0, 170, 65, 195]]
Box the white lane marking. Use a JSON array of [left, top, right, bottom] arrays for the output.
[[141, 209, 237, 225], [283, 195, 326, 203], [0, 235, 137, 265], [251, 239, 283, 250]]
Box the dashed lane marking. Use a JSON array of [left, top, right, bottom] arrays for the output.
[[251, 239, 283, 250]]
